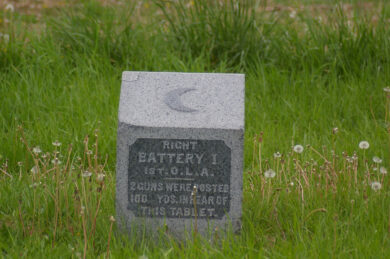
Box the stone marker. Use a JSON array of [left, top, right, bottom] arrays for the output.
[[116, 71, 244, 237]]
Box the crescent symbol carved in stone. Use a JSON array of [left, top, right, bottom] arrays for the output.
[[164, 88, 198, 113]]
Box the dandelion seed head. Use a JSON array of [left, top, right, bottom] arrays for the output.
[[80, 206, 85, 215], [3, 34, 9, 44], [96, 173, 105, 183], [332, 127, 339, 134], [359, 141, 369, 150], [30, 166, 38, 174], [51, 158, 61, 165], [370, 181, 382, 191], [373, 156, 382, 163], [32, 146, 42, 154], [86, 150, 93, 155], [289, 182, 294, 186], [17, 161, 22, 167], [5, 4, 14, 12], [264, 169, 276, 178], [273, 152, 282, 158], [29, 182, 40, 188], [383, 87, 390, 93], [82, 171, 92, 178], [289, 10, 297, 18], [52, 140, 61, 147], [293, 144, 304, 154], [380, 167, 387, 175], [109, 215, 116, 222], [373, 167, 378, 171]]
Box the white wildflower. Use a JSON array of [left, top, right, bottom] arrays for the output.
[[358, 141, 369, 150], [380, 167, 387, 175], [293, 144, 304, 154], [191, 185, 197, 197], [82, 171, 92, 178], [264, 169, 276, 178], [289, 10, 297, 19], [52, 140, 61, 147], [80, 206, 85, 215], [373, 156, 382, 164], [384, 87, 390, 93], [29, 182, 40, 188], [3, 34, 9, 44], [51, 158, 61, 165], [370, 181, 382, 191], [96, 173, 105, 183], [5, 3, 14, 12], [273, 152, 282, 158], [32, 146, 42, 154], [30, 166, 39, 174]]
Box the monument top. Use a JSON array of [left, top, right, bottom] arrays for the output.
[[119, 71, 244, 130]]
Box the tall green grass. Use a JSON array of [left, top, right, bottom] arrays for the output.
[[1, 0, 390, 257]]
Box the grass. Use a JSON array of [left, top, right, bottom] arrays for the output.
[[1, 0, 390, 257]]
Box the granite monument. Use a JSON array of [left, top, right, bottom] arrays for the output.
[[116, 71, 244, 237]]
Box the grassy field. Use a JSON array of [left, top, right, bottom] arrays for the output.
[[1, 0, 390, 258]]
